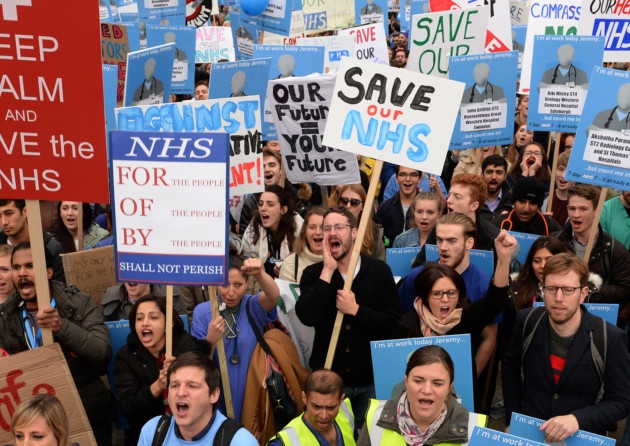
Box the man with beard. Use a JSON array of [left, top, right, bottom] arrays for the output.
[[503, 253, 630, 441], [600, 189, 630, 250], [495, 177, 561, 236], [0, 242, 115, 445], [375, 165, 421, 245], [296, 206, 401, 430], [479, 154, 513, 222]]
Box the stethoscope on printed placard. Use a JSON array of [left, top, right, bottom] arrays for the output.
[[23, 298, 57, 349], [469, 82, 495, 104], [604, 106, 630, 132], [551, 64, 577, 87], [138, 77, 158, 100]]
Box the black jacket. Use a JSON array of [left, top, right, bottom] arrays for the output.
[[495, 209, 562, 236], [374, 192, 415, 244], [0, 231, 65, 282], [479, 182, 513, 222]]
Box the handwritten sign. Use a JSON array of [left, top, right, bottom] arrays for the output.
[[337, 23, 389, 66], [267, 73, 361, 185], [195, 26, 236, 63], [0, 345, 96, 446], [102, 23, 133, 105], [322, 57, 465, 175], [109, 131, 229, 285], [302, 0, 355, 31], [61, 246, 116, 305]]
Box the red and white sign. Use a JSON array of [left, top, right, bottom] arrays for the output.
[[0, 1, 109, 202]]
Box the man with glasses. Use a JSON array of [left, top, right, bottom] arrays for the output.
[[502, 253, 630, 442], [296, 206, 401, 430], [375, 166, 421, 245]]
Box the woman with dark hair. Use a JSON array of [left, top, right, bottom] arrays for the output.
[[279, 206, 325, 283], [51, 202, 109, 252], [506, 123, 535, 167], [357, 345, 487, 445], [507, 142, 552, 192], [113, 294, 215, 444], [242, 185, 303, 278]]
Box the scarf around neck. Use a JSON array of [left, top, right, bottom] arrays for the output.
[[414, 298, 462, 336], [397, 392, 447, 446]]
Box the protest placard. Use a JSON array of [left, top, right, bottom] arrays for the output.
[[102, 23, 136, 105], [510, 0, 529, 25], [275, 279, 314, 368], [386, 246, 422, 278], [449, 51, 518, 150], [0, 344, 96, 446], [103, 64, 119, 138], [425, 245, 495, 277], [267, 74, 361, 185], [2, 2, 109, 203], [186, 0, 214, 27], [298, 35, 356, 73], [566, 67, 630, 190], [519, 0, 582, 94], [61, 246, 116, 305], [528, 35, 605, 133], [240, 0, 303, 37], [115, 96, 263, 196], [109, 131, 229, 285], [355, 0, 387, 32], [322, 57, 465, 175], [578, 0, 630, 62], [469, 426, 545, 446], [509, 231, 541, 269], [123, 43, 175, 107], [407, 6, 489, 77], [230, 11, 260, 60], [371, 335, 474, 411], [510, 413, 615, 446], [337, 23, 390, 66], [147, 25, 196, 94], [534, 302, 619, 325], [137, 0, 185, 23], [208, 58, 272, 101], [302, 0, 355, 32], [262, 8, 309, 45], [195, 26, 236, 63]]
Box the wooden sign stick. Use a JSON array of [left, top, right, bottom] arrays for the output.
[[210, 286, 234, 418], [324, 160, 383, 369], [584, 187, 608, 262], [166, 285, 173, 357], [25, 200, 54, 346], [546, 134, 562, 214]]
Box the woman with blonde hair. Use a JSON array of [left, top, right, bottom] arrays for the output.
[[11, 394, 71, 446], [279, 206, 325, 283]]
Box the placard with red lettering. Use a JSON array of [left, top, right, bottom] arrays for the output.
[[322, 57, 465, 174], [195, 26, 236, 64], [337, 22, 389, 65], [578, 0, 630, 62], [1, 1, 109, 202], [109, 130, 229, 285], [0, 344, 96, 446]]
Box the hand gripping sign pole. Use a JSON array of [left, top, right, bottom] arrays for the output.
[[324, 160, 383, 369], [166, 285, 174, 357], [210, 286, 235, 418], [583, 187, 608, 262]]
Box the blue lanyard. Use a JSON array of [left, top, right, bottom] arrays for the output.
[[22, 298, 56, 349]]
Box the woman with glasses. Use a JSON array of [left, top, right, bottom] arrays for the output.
[[331, 184, 386, 260], [507, 142, 552, 192], [279, 206, 325, 283]]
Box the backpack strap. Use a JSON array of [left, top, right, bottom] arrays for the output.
[[213, 418, 244, 446], [590, 316, 607, 404], [521, 307, 547, 385], [151, 413, 172, 446], [245, 298, 272, 356]]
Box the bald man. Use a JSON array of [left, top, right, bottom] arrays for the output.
[[539, 44, 589, 91]]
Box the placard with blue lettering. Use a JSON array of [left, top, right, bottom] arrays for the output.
[[386, 247, 422, 277], [566, 67, 630, 189], [195, 26, 236, 64], [301, 0, 355, 32], [137, 0, 185, 23], [103, 65, 119, 141], [208, 58, 271, 102], [354, 0, 387, 33], [528, 35, 605, 133], [109, 131, 229, 285], [123, 43, 175, 107], [425, 245, 495, 277], [322, 57, 465, 175], [578, 0, 630, 62], [254, 44, 326, 139], [510, 0, 529, 25], [337, 23, 390, 66], [510, 413, 615, 446], [267, 73, 362, 185], [371, 335, 474, 411], [114, 97, 263, 196], [407, 6, 489, 77], [468, 426, 546, 446], [449, 52, 518, 150], [519, 0, 582, 94], [146, 25, 196, 94], [239, 0, 298, 37], [230, 11, 260, 60], [508, 231, 541, 268], [534, 302, 619, 325], [298, 35, 356, 73]]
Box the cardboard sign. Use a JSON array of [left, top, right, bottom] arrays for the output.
[[322, 57, 465, 175], [195, 26, 236, 64], [61, 246, 117, 305], [578, 0, 630, 62], [566, 67, 630, 189], [109, 131, 229, 285], [267, 73, 362, 185], [1, 2, 109, 202], [469, 426, 545, 446], [102, 23, 133, 105], [114, 97, 263, 196], [408, 6, 489, 77], [371, 334, 474, 411], [510, 413, 615, 445], [337, 23, 390, 66], [0, 344, 96, 446]]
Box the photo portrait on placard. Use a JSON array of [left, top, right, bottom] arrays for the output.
[[230, 10, 260, 60], [528, 35, 605, 133], [124, 44, 175, 107], [146, 25, 196, 94], [355, 0, 387, 31], [208, 58, 272, 101]]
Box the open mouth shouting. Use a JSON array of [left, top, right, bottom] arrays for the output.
[[17, 278, 35, 298]]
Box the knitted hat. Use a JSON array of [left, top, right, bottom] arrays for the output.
[[512, 177, 545, 208]]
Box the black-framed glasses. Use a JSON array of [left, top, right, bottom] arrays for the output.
[[322, 224, 353, 233], [397, 172, 420, 179], [339, 197, 363, 207], [542, 286, 581, 296], [430, 289, 459, 299]]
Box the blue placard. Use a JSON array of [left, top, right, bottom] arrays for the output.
[[103, 64, 119, 142], [386, 246, 422, 278], [239, 0, 299, 37], [510, 413, 615, 446], [528, 35, 605, 133], [355, 0, 387, 34], [425, 245, 495, 278], [230, 10, 260, 61], [371, 334, 474, 412], [123, 43, 175, 107], [512, 24, 527, 79], [109, 130, 229, 284], [208, 58, 272, 102], [449, 51, 518, 150], [469, 426, 546, 446], [565, 66, 630, 190], [137, 0, 185, 24], [508, 231, 541, 270], [533, 302, 619, 325], [146, 25, 196, 95]]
